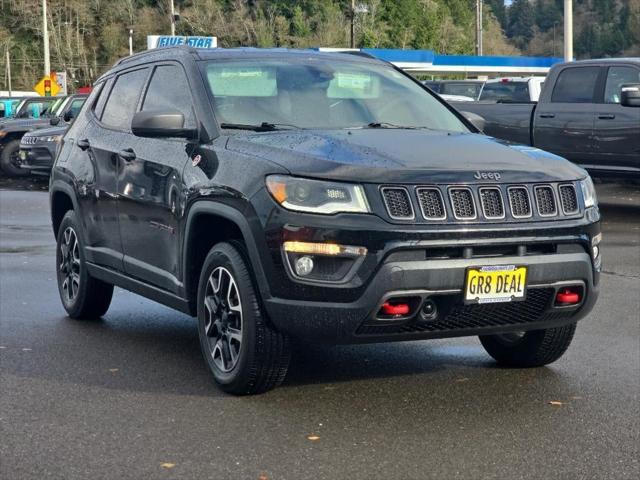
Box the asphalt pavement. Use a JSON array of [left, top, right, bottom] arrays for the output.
[[0, 180, 638, 480]]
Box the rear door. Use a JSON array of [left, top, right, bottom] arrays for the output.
[[534, 66, 601, 164], [592, 65, 640, 173], [117, 63, 197, 293], [79, 68, 149, 270]]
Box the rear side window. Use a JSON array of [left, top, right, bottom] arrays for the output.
[[93, 78, 112, 119], [604, 66, 640, 104], [142, 64, 196, 128], [442, 83, 482, 99], [479, 82, 530, 102], [101, 69, 148, 130], [551, 67, 600, 103]]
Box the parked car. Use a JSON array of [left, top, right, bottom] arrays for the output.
[[423, 80, 485, 100], [0, 97, 25, 118], [50, 46, 600, 394], [18, 125, 67, 176], [0, 94, 87, 176], [478, 77, 545, 102], [452, 59, 640, 178]]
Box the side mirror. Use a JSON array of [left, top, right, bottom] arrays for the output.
[[63, 110, 74, 122], [462, 111, 486, 132], [131, 110, 197, 139], [621, 84, 640, 107], [50, 117, 61, 126]]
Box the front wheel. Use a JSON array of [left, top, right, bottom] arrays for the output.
[[0, 139, 29, 177], [197, 242, 291, 395], [479, 323, 577, 367]]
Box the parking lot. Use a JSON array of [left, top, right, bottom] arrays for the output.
[[0, 179, 638, 479]]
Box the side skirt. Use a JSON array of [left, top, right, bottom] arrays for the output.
[[86, 263, 194, 316]]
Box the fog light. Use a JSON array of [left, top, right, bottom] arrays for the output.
[[592, 245, 599, 259], [295, 256, 314, 277]]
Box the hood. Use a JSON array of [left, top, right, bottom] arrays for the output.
[[26, 125, 68, 138], [0, 117, 52, 130], [226, 129, 586, 184]]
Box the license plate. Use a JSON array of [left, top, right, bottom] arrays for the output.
[[464, 265, 527, 304]]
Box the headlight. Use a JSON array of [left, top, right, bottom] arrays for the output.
[[43, 135, 63, 143], [266, 175, 370, 214], [0, 130, 7, 138], [580, 177, 598, 208]]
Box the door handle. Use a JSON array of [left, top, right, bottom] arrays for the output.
[[539, 113, 555, 118], [77, 138, 90, 151], [118, 148, 137, 162], [598, 114, 616, 120]]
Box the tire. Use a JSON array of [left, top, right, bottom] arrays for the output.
[[197, 242, 291, 395], [0, 139, 29, 177], [479, 323, 577, 367], [56, 210, 114, 319]]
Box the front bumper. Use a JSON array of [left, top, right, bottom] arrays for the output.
[[264, 248, 598, 343], [18, 145, 55, 175]]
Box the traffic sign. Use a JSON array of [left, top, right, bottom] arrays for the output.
[[34, 75, 60, 97]]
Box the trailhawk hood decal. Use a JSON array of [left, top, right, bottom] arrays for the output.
[[226, 129, 586, 184]]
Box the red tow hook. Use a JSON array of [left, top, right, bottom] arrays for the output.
[[555, 288, 581, 305], [381, 302, 410, 316]]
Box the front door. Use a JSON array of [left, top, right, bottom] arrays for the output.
[[117, 63, 197, 294], [592, 65, 640, 174], [534, 65, 601, 166]]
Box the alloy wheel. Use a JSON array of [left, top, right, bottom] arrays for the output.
[[59, 227, 81, 302], [203, 266, 243, 372]]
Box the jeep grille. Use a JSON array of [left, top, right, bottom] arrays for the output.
[[381, 187, 413, 219], [559, 184, 579, 215], [535, 186, 557, 216], [416, 188, 446, 220]]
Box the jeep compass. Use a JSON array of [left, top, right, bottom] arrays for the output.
[[49, 47, 601, 394]]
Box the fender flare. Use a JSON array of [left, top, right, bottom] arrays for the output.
[[182, 201, 273, 307], [49, 179, 80, 237]]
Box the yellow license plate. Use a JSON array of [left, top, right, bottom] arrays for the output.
[[465, 265, 527, 304]]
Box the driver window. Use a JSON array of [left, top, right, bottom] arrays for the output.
[[604, 66, 640, 104]]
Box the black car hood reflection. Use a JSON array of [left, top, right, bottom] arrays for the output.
[[225, 129, 587, 183]]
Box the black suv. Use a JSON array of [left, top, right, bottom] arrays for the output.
[[50, 47, 601, 394]]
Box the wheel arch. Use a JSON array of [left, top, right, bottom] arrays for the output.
[[50, 181, 79, 238], [183, 201, 272, 314]]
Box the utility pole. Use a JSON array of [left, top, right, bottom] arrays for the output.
[[170, 0, 176, 36], [350, 0, 355, 49], [6, 49, 12, 97], [564, 0, 573, 61], [43, 0, 50, 75], [475, 0, 483, 56]]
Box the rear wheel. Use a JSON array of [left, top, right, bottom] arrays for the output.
[[479, 323, 577, 367], [197, 242, 291, 395], [56, 210, 113, 318], [0, 139, 28, 177]]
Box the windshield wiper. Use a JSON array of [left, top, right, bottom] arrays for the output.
[[220, 122, 300, 132], [365, 122, 424, 130]]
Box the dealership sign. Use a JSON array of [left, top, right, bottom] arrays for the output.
[[147, 35, 217, 49]]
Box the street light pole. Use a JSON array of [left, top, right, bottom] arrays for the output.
[[43, 0, 50, 75], [476, 0, 483, 56], [564, 0, 573, 61], [129, 29, 134, 56], [170, 0, 176, 36], [6, 49, 12, 97]]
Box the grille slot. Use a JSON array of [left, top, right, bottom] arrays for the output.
[[416, 188, 446, 220], [534, 185, 557, 216], [21, 136, 38, 145], [559, 184, 579, 214], [381, 187, 414, 219], [508, 187, 532, 218], [479, 187, 505, 219], [449, 188, 476, 220], [357, 289, 570, 335]]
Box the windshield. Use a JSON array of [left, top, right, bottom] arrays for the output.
[[15, 98, 59, 118], [204, 58, 469, 132]]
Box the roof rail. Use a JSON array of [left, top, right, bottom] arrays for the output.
[[115, 45, 198, 66], [340, 50, 379, 60]]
